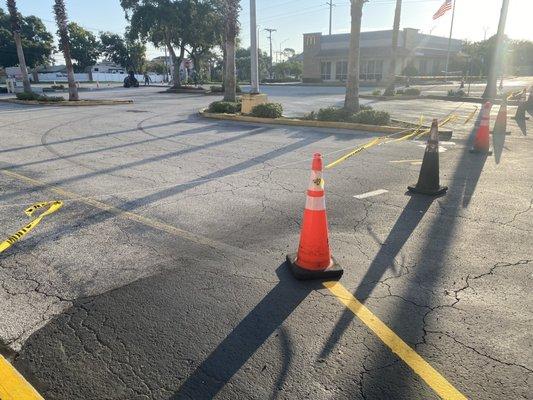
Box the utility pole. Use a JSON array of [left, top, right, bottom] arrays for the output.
[[387, 0, 402, 92], [250, 0, 259, 93], [326, 0, 335, 35], [265, 28, 276, 78], [482, 0, 509, 99]]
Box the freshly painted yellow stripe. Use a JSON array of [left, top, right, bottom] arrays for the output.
[[323, 281, 468, 400], [0, 355, 44, 400]]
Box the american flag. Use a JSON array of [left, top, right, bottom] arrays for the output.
[[433, 0, 452, 20]]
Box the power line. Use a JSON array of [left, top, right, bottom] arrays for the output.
[[326, 0, 336, 35]]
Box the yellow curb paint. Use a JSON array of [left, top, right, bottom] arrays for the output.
[[0, 355, 44, 400], [323, 281, 468, 400]]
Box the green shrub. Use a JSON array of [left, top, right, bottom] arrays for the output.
[[447, 89, 465, 97], [210, 85, 242, 93], [359, 104, 373, 111], [208, 100, 241, 114], [51, 84, 65, 90], [383, 87, 395, 96], [403, 88, 421, 96], [16, 92, 41, 101], [395, 89, 404, 95], [350, 109, 391, 125], [372, 89, 382, 96], [316, 106, 352, 122], [40, 95, 64, 102], [251, 102, 283, 118]]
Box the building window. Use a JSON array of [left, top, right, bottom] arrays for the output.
[[335, 61, 347, 81], [320, 61, 332, 80], [375, 60, 383, 81]]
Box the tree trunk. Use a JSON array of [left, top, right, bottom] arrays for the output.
[[53, 0, 78, 101], [166, 43, 180, 87], [482, 0, 509, 99], [12, 32, 32, 93], [387, 0, 402, 92], [344, 0, 364, 113], [223, 0, 239, 102], [224, 38, 236, 102]]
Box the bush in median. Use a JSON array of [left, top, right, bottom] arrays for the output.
[[350, 109, 390, 125], [447, 89, 465, 97], [316, 106, 352, 122], [208, 100, 241, 114], [251, 102, 283, 118], [402, 88, 421, 96], [16, 92, 65, 102]]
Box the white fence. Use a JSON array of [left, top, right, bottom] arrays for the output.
[[36, 72, 165, 84]]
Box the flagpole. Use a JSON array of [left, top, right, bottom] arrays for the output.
[[444, 0, 456, 79]]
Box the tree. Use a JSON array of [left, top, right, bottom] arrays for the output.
[[67, 22, 100, 71], [5, 0, 31, 92], [53, 0, 78, 101], [184, 0, 223, 81], [235, 47, 270, 81], [344, 0, 367, 113], [100, 31, 146, 72], [121, 0, 186, 87], [0, 9, 54, 68], [387, 0, 402, 92], [223, 0, 240, 102]]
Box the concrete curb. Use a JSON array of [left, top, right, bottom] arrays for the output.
[[199, 109, 408, 134], [360, 94, 520, 106], [0, 98, 133, 106]]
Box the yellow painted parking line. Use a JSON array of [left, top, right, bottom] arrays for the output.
[[0, 170, 248, 260], [0, 354, 44, 400], [323, 281, 467, 400], [389, 159, 423, 164]]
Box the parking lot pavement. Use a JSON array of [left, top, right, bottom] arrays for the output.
[[0, 87, 532, 399]]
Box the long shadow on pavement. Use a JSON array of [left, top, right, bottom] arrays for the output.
[[320, 193, 436, 358], [171, 265, 321, 399], [325, 123, 491, 398]]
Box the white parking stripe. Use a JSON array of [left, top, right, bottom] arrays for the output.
[[354, 189, 388, 199]]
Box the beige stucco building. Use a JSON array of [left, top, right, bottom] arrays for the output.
[[302, 28, 462, 83]]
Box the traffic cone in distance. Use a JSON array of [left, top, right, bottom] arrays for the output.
[[286, 153, 343, 280], [492, 100, 510, 135], [470, 101, 493, 155], [408, 119, 448, 196]]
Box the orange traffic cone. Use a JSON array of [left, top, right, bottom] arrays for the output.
[[492, 100, 509, 135], [470, 101, 493, 155], [286, 153, 343, 280]]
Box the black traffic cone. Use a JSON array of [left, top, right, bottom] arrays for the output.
[[408, 119, 448, 196]]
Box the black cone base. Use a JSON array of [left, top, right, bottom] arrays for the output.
[[408, 185, 448, 196], [469, 148, 493, 155], [286, 253, 343, 281]]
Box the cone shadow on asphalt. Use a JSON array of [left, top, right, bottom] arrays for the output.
[[319, 124, 491, 398], [171, 264, 321, 400], [319, 193, 436, 358]]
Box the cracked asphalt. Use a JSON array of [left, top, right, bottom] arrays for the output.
[[0, 86, 532, 399]]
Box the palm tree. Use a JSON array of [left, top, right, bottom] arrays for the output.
[[386, 0, 402, 94], [344, 0, 367, 113], [6, 0, 32, 93], [53, 0, 79, 101], [223, 0, 239, 102]]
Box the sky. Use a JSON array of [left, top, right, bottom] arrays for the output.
[[13, 0, 533, 64]]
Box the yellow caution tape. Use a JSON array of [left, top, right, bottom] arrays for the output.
[[464, 106, 478, 125], [0, 201, 63, 254], [325, 137, 385, 169], [393, 115, 425, 142]]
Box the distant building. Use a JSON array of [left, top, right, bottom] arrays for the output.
[[302, 28, 462, 83]]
